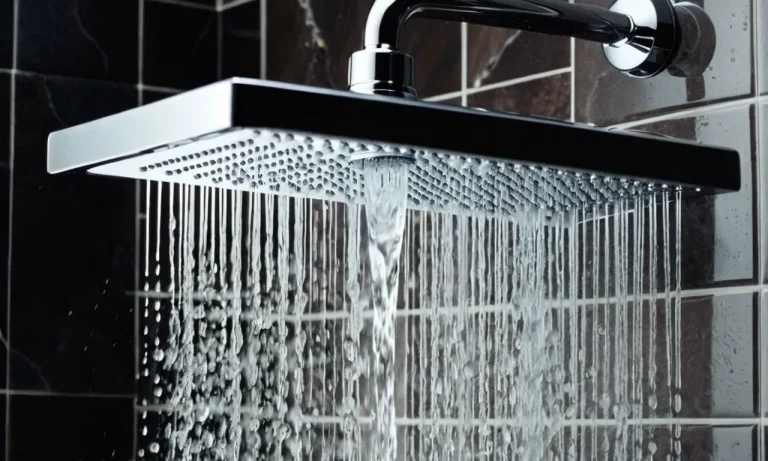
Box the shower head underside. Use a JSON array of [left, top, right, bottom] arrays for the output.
[[48, 79, 740, 215]]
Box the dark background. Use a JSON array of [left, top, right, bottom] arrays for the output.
[[0, 0, 763, 459]]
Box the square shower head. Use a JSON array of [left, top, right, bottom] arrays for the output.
[[47, 78, 740, 215]]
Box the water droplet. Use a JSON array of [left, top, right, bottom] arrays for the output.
[[153, 349, 165, 362], [647, 394, 657, 410], [343, 338, 358, 361], [149, 443, 160, 454], [343, 414, 356, 434], [204, 431, 215, 449], [463, 360, 478, 378]]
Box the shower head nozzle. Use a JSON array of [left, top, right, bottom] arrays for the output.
[[47, 79, 740, 216]]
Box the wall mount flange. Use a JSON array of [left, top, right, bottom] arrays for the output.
[[602, 0, 677, 78]]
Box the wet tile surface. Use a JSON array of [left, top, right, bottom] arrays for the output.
[[8, 395, 133, 460], [266, 0, 460, 97], [677, 293, 757, 417], [633, 104, 755, 289], [467, 27, 569, 89], [266, 0, 367, 89], [220, 0, 261, 79], [143, 1, 218, 89], [759, 0, 767, 94], [399, 18, 462, 97], [574, 0, 753, 125], [466, 72, 570, 120], [17, 0, 139, 83], [761, 104, 768, 283], [0, 72, 10, 163], [10, 74, 136, 393]]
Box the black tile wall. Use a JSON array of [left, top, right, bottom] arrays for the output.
[[143, 1, 218, 89], [8, 395, 132, 461], [635, 105, 757, 289], [760, 0, 767, 94], [0, 0, 765, 458], [0, 0, 12, 70], [181, 0, 216, 6], [17, 0, 139, 84], [0, 73, 10, 164], [466, 72, 570, 119], [467, 27, 569, 88], [11, 74, 136, 393], [574, 0, 753, 125], [220, 0, 261, 80], [265, 0, 460, 97]]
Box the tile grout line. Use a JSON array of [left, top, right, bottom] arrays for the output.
[[260, 0, 267, 80], [137, 83, 183, 94], [5, 0, 18, 453], [2, 390, 134, 399], [426, 67, 573, 102], [465, 67, 571, 96], [219, 0, 259, 12], [753, 0, 764, 449], [132, 406, 764, 427], [129, 283, 764, 319], [147, 0, 216, 11], [610, 96, 758, 130], [461, 22, 467, 107], [569, 0, 574, 122], [134, 1, 145, 455], [6, 0, 17, 453]]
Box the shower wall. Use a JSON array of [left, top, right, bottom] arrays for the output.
[[0, 0, 219, 459], [0, 0, 762, 460], [244, 0, 762, 458]]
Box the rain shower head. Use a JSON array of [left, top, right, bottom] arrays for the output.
[[47, 79, 739, 215], [47, 0, 738, 215]]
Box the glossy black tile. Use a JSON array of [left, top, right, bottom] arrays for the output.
[[634, 105, 756, 289], [400, 18, 462, 97], [466, 72, 571, 120], [761, 104, 768, 283], [266, 0, 367, 89], [574, 0, 753, 125], [0, 72, 10, 164], [0, 0, 12, 69], [9, 395, 132, 461], [143, 1, 217, 89], [467, 27, 569, 89], [10, 74, 136, 393], [266, 0, 460, 96], [168, 0, 215, 6], [17, 0, 138, 84], [0, 166, 7, 389], [220, 0, 261, 79], [760, 0, 767, 94]]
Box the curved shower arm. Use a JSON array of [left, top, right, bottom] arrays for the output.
[[363, 0, 636, 49], [349, 0, 715, 98]]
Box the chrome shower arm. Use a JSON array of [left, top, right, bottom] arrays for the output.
[[364, 0, 635, 49], [350, 0, 715, 98]]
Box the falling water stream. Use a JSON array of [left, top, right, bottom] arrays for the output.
[[138, 164, 684, 460], [361, 159, 410, 461]]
